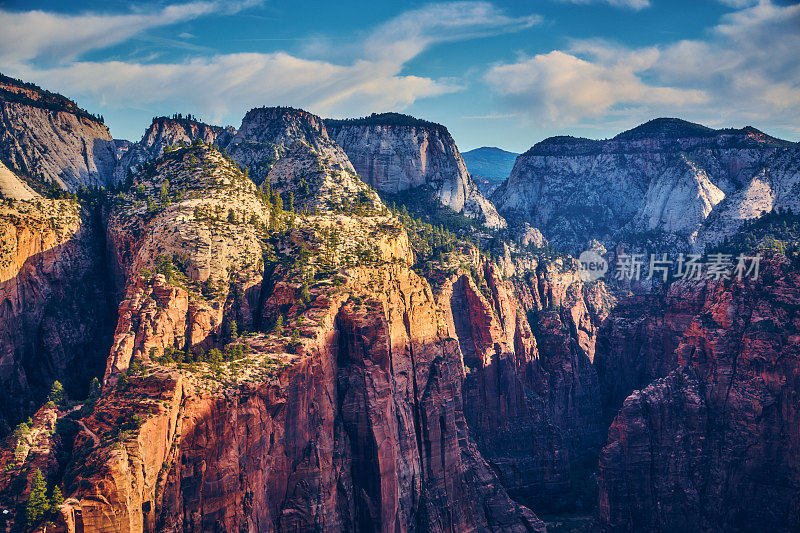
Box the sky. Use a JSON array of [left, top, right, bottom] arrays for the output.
[[0, 0, 798, 152]]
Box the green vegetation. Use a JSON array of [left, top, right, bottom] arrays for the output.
[[707, 208, 800, 264], [151, 342, 252, 366], [48, 380, 64, 407], [0, 72, 104, 123], [383, 189, 468, 267], [325, 112, 446, 132], [272, 315, 284, 336], [25, 468, 54, 528]]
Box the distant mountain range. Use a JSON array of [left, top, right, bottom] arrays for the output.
[[461, 146, 518, 195], [492, 117, 799, 253]]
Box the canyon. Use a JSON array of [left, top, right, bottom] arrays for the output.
[[0, 73, 799, 533]]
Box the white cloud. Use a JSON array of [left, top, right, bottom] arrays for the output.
[[0, 0, 261, 66], [485, 0, 800, 130], [556, 0, 650, 10], [486, 50, 705, 124], [365, 2, 541, 63], [5, 2, 540, 134], [17, 53, 455, 122]]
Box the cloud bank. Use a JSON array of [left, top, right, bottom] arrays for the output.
[[485, 0, 800, 131], [2, 1, 539, 133]]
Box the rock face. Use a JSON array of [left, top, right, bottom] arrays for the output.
[[493, 118, 795, 251], [0, 198, 114, 435], [114, 116, 235, 182], [0, 74, 117, 190], [0, 160, 38, 200], [593, 282, 708, 426], [46, 143, 544, 533], [440, 256, 613, 513], [695, 145, 800, 249], [326, 113, 506, 229], [597, 255, 800, 532], [227, 106, 353, 185]]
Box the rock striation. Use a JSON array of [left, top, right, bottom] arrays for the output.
[[114, 116, 235, 183], [493, 118, 795, 251], [0, 74, 117, 190], [326, 113, 506, 229], [597, 255, 800, 532]]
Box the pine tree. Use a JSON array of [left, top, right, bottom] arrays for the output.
[[26, 469, 50, 527], [48, 381, 64, 406], [88, 377, 101, 400], [50, 486, 64, 514], [226, 319, 238, 341]]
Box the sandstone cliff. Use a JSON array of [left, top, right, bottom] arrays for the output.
[[114, 116, 235, 183], [0, 197, 114, 436], [597, 254, 800, 532], [326, 113, 506, 229], [43, 142, 544, 533], [493, 118, 795, 252], [0, 74, 117, 191]]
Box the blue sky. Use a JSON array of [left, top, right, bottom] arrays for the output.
[[1, 0, 798, 152]]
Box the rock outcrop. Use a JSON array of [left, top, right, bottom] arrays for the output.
[[493, 118, 795, 252], [0, 160, 38, 200], [0, 198, 114, 436], [227, 106, 353, 185], [0, 74, 117, 190], [47, 142, 544, 533], [114, 116, 235, 182], [326, 113, 506, 229], [695, 145, 800, 249], [597, 255, 800, 532]]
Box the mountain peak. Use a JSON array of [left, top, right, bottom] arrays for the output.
[[325, 112, 446, 132], [0, 72, 105, 125], [614, 118, 716, 140]]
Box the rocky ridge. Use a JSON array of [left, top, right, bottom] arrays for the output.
[[326, 113, 506, 229], [114, 116, 235, 183], [0, 74, 117, 191], [493, 118, 796, 252], [30, 143, 546, 532]]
